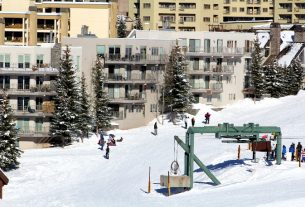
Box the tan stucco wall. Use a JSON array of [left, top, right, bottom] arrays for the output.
[[1, 0, 31, 12], [69, 8, 110, 38]]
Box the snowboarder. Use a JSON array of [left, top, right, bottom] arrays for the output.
[[154, 122, 158, 135], [296, 142, 302, 162], [191, 117, 195, 127], [105, 144, 110, 159], [282, 145, 286, 160], [205, 112, 211, 124], [289, 143, 295, 161], [184, 116, 188, 129]]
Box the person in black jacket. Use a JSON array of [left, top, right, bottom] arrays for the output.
[[105, 144, 110, 159], [296, 142, 302, 162], [154, 122, 158, 135]]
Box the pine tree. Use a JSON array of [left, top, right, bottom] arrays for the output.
[[133, 17, 143, 30], [116, 15, 127, 38], [78, 73, 91, 142], [0, 93, 22, 171], [49, 46, 80, 146], [288, 59, 304, 95], [93, 57, 112, 132], [250, 38, 265, 98], [162, 44, 194, 119]]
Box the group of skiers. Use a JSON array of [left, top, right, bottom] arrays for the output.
[[285, 142, 305, 162], [183, 112, 211, 129], [98, 132, 124, 159]]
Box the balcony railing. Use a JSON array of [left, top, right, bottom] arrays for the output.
[[11, 103, 55, 116], [105, 73, 157, 83], [109, 93, 147, 104], [109, 111, 124, 120], [17, 127, 50, 137], [37, 24, 55, 30], [190, 83, 223, 93], [0, 64, 58, 75], [5, 24, 23, 29], [104, 54, 168, 65], [186, 47, 244, 56], [188, 65, 234, 75]]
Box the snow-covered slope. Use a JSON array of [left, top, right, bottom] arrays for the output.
[[1, 91, 305, 207]]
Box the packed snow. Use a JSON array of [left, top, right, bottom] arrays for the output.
[[2, 91, 305, 207]]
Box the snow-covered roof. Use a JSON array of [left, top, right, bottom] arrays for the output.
[[257, 32, 270, 48], [280, 30, 294, 51], [277, 43, 304, 67], [252, 23, 294, 30]]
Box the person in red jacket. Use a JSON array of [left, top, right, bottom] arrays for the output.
[[191, 117, 195, 127]]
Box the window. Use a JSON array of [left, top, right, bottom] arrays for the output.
[[263, 8, 268, 12], [0, 76, 10, 89], [35, 118, 43, 132], [240, 8, 245, 12], [143, 3, 151, 8], [36, 97, 43, 111], [207, 95, 212, 103], [109, 45, 121, 59], [36, 54, 44, 67], [203, 17, 210, 22], [0, 54, 10, 68], [204, 39, 211, 53], [17, 97, 29, 111], [18, 54, 30, 68], [18, 76, 30, 90], [143, 16, 150, 22], [229, 93, 236, 100], [232, 7, 237, 12], [189, 39, 201, 52], [16, 118, 30, 133], [151, 47, 159, 56], [97, 45, 105, 57], [150, 104, 157, 112], [204, 4, 210, 9]]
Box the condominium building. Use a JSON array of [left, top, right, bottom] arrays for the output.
[[127, 0, 274, 31], [0, 0, 118, 46], [274, 0, 305, 24], [132, 30, 257, 106], [0, 43, 82, 149], [63, 36, 176, 130]]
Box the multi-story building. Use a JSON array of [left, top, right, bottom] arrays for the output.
[[0, 0, 118, 46], [0, 43, 83, 149], [63, 36, 176, 130], [274, 0, 305, 24], [131, 30, 256, 106], [127, 0, 274, 31]]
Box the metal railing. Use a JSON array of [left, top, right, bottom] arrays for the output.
[[188, 65, 234, 74], [186, 47, 244, 56], [104, 54, 168, 64], [190, 83, 223, 91], [105, 73, 157, 82]]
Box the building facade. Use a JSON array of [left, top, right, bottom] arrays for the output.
[[0, 0, 118, 46], [274, 0, 305, 24], [127, 0, 274, 31]]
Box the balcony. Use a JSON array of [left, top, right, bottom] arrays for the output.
[[0, 64, 58, 75], [104, 54, 168, 65], [190, 83, 223, 94], [37, 24, 55, 30], [11, 103, 54, 117], [4, 87, 56, 96], [17, 127, 50, 138], [5, 24, 23, 29], [109, 93, 147, 104], [186, 47, 244, 57], [187, 65, 234, 75], [105, 73, 157, 84]]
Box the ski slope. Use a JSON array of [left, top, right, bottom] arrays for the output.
[[1, 91, 305, 207]]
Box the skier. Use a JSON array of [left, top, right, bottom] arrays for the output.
[[204, 112, 211, 124], [282, 145, 286, 160], [191, 117, 195, 127], [99, 131, 105, 150], [302, 148, 305, 162], [184, 116, 188, 129], [105, 144, 110, 159], [289, 143, 295, 161], [154, 122, 158, 135], [296, 142, 302, 162]]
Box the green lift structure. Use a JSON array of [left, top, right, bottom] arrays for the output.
[[174, 123, 282, 189]]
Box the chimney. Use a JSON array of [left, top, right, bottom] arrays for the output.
[[81, 25, 89, 36], [270, 22, 281, 56], [294, 25, 305, 42]]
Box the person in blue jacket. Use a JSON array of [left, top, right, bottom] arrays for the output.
[[289, 143, 295, 161], [282, 145, 287, 160]]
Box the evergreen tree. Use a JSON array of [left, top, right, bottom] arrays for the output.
[[116, 15, 127, 38], [49, 46, 80, 146], [78, 73, 91, 142], [93, 57, 112, 132], [0, 93, 22, 171], [264, 63, 277, 97], [162, 44, 194, 119], [133, 17, 143, 30], [250, 38, 265, 98], [288, 59, 304, 95]]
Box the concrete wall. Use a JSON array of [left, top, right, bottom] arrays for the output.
[[2, 0, 31, 12]]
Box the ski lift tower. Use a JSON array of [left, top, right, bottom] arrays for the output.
[[163, 123, 282, 189]]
